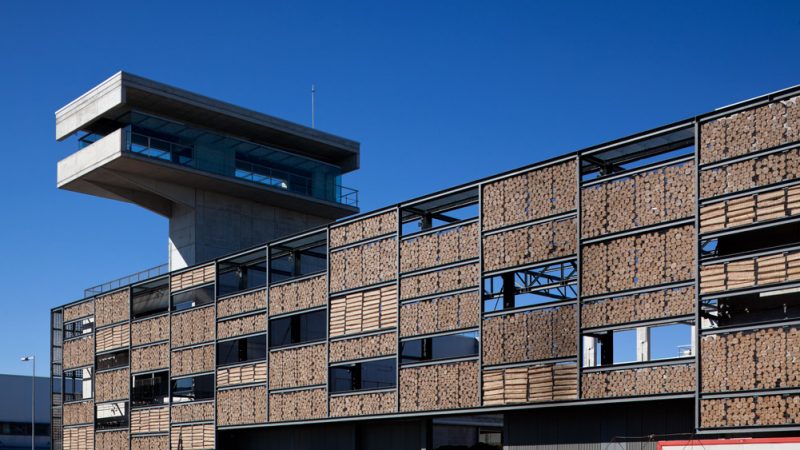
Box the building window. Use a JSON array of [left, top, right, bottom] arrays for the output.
[[132, 278, 169, 319], [269, 233, 327, 283], [217, 334, 267, 366], [64, 367, 92, 401], [0, 422, 50, 436], [584, 321, 694, 367], [217, 250, 267, 297], [171, 374, 214, 403], [269, 309, 327, 348], [64, 317, 94, 339], [701, 288, 800, 330], [329, 358, 396, 393], [483, 261, 577, 313], [401, 194, 478, 235], [132, 371, 169, 407], [96, 350, 129, 371], [171, 284, 214, 312], [401, 331, 479, 364], [96, 401, 128, 430]]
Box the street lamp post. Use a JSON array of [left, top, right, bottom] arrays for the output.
[[20, 356, 34, 450]]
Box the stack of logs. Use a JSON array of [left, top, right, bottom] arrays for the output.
[[700, 148, 800, 199], [217, 362, 267, 387], [483, 218, 576, 272], [581, 363, 695, 398], [330, 210, 398, 249], [131, 343, 168, 373], [217, 290, 266, 318], [482, 159, 577, 231], [171, 345, 214, 376], [171, 307, 215, 347], [63, 426, 93, 450], [96, 323, 129, 352], [482, 306, 576, 365], [701, 326, 800, 393], [63, 336, 94, 369], [581, 161, 695, 238], [64, 300, 94, 322], [170, 423, 215, 450], [329, 332, 396, 362], [700, 250, 800, 294], [329, 286, 397, 336], [582, 225, 695, 297], [700, 184, 800, 233], [330, 391, 396, 417], [132, 435, 168, 450], [217, 313, 266, 339], [95, 368, 129, 402], [95, 290, 129, 327], [268, 344, 326, 389], [482, 362, 577, 406], [130, 407, 168, 433], [95, 430, 128, 449], [268, 275, 327, 316], [217, 386, 267, 426], [400, 291, 480, 337], [171, 402, 214, 423], [170, 265, 215, 292], [701, 395, 800, 428], [64, 401, 93, 426], [400, 222, 478, 273], [581, 286, 695, 329], [400, 263, 479, 301], [132, 316, 168, 346], [268, 388, 327, 422], [399, 360, 479, 412], [329, 238, 397, 292]]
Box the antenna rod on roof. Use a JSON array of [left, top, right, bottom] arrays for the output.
[[311, 84, 316, 129]]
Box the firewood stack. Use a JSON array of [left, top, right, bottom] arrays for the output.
[[170, 264, 215, 292], [131, 343, 168, 373], [64, 400, 93, 426], [330, 211, 398, 248], [217, 313, 266, 339], [130, 407, 169, 433], [63, 336, 94, 369], [330, 391, 396, 417], [400, 291, 480, 337], [329, 332, 396, 362], [171, 306, 215, 347], [268, 344, 326, 389], [217, 362, 267, 387], [268, 388, 327, 422], [217, 290, 266, 318], [132, 315, 168, 346], [700, 250, 800, 294], [170, 423, 215, 450], [268, 274, 327, 316], [400, 222, 478, 273], [400, 263, 479, 301], [700, 148, 800, 199], [96, 323, 130, 352], [64, 300, 94, 322], [582, 286, 694, 329], [132, 435, 168, 450], [63, 426, 93, 450], [482, 362, 577, 406], [95, 368, 129, 402], [329, 286, 397, 336], [581, 364, 695, 399], [482, 160, 577, 232], [482, 305, 576, 365], [399, 361, 478, 412], [95, 290, 130, 327], [329, 238, 397, 292], [700, 395, 800, 428], [95, 430, 128, 450], [171, 345, 214, 376], [216, 386, 267, 426], [483, 218, 576, 272]]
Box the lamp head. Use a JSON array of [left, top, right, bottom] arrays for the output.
[[20, 356, 33, 362]]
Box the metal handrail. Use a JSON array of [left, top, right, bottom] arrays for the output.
[[84, 263, 169, 298]]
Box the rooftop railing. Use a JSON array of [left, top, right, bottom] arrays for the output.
[[84, 263, 169, 298]]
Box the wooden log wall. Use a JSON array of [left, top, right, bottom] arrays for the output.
[[581, 286, 695, 329], [217, 289, 266, 318], [268, 388, 327, 422], [216, 386, 267, 426], [131, 316, 168, 346], [582, 225, 695, 297], [700, 147, 800, 199], [399, 360, 479, 412], [64, 336, 94, 369], [329, 238, 397, 292], [268, 344, 327, 389], [95, 430, 128, 450], [268, 274, 327, 316], [581, 363, 695, 399], [132, 435, 168, 450], [64, 425, 93, 450], [700, 96, 800, 165], [701, 327, 800, 393], [217, 313, 266, 339], [329, 391, 397, 417], [482, 159, 577, 232], [329, 332, 396, 362], [171, 306, 215, 348], [131, 343, 168, 373], [482, 362, 577, 406], [482, 305, 576, 365], [95, 290, 129, 327], [96, 323, 130, 352], [700, 184, 800, 233], [329, 286, 397, 336], [64, 401, 94, 426], [170, 424, 215, 450], [581, 161, 695, 238], [701, 395, 800, 428], [171, 402, 214, 424], [130, 407, 169, 433], [64, 301, 94, 322], [171, 345, 215, 377], [95, 368, 129, 402], [400, 222, 479, 273], [699, 250, 800, 294], [170, 265, 215, 292], [330, 210, 398, 249], [400, 263, 480, 301], [483, 218, 576, 272], [400, 291, 480, 337], [217, 362, 267, 387]]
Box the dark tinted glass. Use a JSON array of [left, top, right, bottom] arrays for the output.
[[329, 358, 396, 393], [268, 310, 326, 348], [96, 350, 129, 371], [217, 335, 267, 365], [401, 331, 479, 364], [269, 316, 292, 347], [171, 374, 214, 402], [217, 251, 267, 297], [132, 280, 169, 318], [298, 309, 326, 342], [132, 371, 169, 407], [171, 285, 214, 311]]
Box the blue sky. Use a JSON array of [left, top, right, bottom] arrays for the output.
[[0, 0, 799, 375]]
